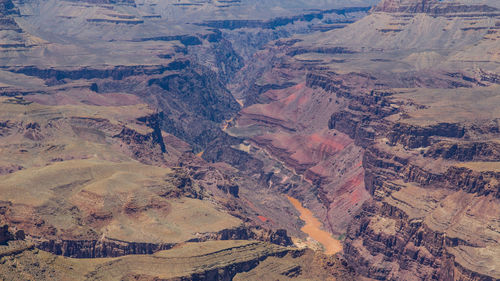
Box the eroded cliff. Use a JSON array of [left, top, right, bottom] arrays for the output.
[[1, 0, 499, 279]]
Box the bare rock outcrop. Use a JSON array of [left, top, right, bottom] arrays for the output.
[[372, 0, 498, 14], [316, 70, 500, 280]]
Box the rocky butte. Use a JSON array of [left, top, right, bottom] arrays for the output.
[[0, 0, 499, 280]]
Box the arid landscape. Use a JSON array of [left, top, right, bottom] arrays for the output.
[[0, 0, 499, 280]]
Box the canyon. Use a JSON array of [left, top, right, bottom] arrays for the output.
[[0, 0, 499, 280]]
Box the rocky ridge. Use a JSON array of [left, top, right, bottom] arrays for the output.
[[307, 1, 499, 279], [372, 0, 498, 14], [1, 0, 499, 279], [221, 0, 500, 279], [0, 0, 381, 279]]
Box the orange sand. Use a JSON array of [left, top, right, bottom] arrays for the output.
[[287, 196, 342, 255], [257, 215, 269, 222]]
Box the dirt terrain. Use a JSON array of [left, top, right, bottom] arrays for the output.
[[0, 0, 499, 280]]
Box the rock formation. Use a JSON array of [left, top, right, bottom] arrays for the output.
[[0, 0, 499, 279]]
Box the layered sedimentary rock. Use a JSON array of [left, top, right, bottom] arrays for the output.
[[0, 0, 381, 279], [372, 0, 498, 14], [225, 0, 500, 279], [0, 240, 290, 280], [0, 239, 360, 281], [309, 1, 499, 279], [1, 0, 499, 278]]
